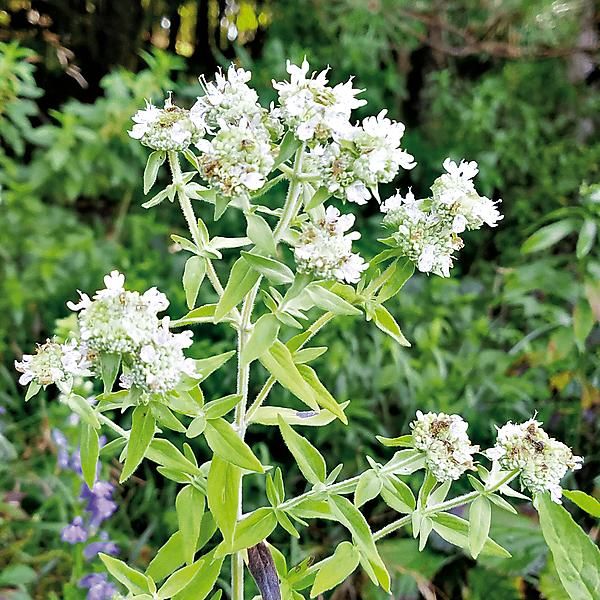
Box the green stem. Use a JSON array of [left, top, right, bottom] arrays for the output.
[[372, 469, 519, 541], [273, 146, 305, 242], [97, 412, 129, 439]]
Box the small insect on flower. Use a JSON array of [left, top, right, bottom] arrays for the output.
[[410, 411, 479, 482], [294, 205, 368, 283], [486, 418, 583, 502], [129, 94, 206, 152]]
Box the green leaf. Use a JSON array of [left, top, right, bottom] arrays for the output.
[[296, 364, 347, 423], [144, 151, 165, 193], [274, 130, 301, 167], [25, 381, 41, 401], [251, 405, 346, 427], [204, 394, 242, 420], [371, 304, 411, 346], [278, 416, 326, 484], [573, 298, 594, 352], [241, 252, 294, 285], [246, 212, 277, 256], [259, 341, 319, 411], [99, 553, 151, 594], [376, 434, 413, 448], [354, 470, 383, 507], [562, 490, 600, 517], [176, 485, 205, 565], [120, 405, 156, 482], [66, 394, 100, 429], [146, 439, 201, 476], [99, 353, 121, 393], [275, 509, 299, 538], [576, 219, 597, 259], [171, 234, 200, 255], [304, 284, 361, 316], [142, 187, 169, 209], [172, 304, 218, 327], [521, 219, 576, 253], [377, 258, 415, 303], [204, 418, 264, 472], [328, 495, 390, 591], [222, 508, 277, 555], [194, 350, 236, 380], [157, 558, 206, 599], [469, 496, 492, 559], [80, 422, 99, 489], [241, 314, 280, 364], [147, 532, 186, 582], [310, 541, 360, 597], [431, 513, 511, 558], [207, 456, 241, 545], [183, 256, 207, 310], [537, 492, 600, 600], [380, 475, 415, 513], [304, 186, 331, 211], [214, 257, 260, 322], [172, 551, 224, 600], [150, 403, 186, 433], [186, 415, 207, 438]]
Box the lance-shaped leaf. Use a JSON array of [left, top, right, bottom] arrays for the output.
[[147, 532, 186, 582], [562, 490, 600, 518], [204, 418, 264, 472], [371, 304, 411, 347], [296, 364, 347, 424], [99, 353, 121, 393], [310, 541, 360, 597], [176, 485, 205, 565], [66, 394, 100, 429], [247, 542, 282, 600], [278, 417, 326, 484], [80, 422, 99, 489], [203, 394, 242, 420], [304, 284, 361, 316], [377, 258, 414, 303], [328, 495, 390, 592], [207, 456, 241, 545], [183, 256, 206, 310], [242, 252, 294, 285], [172, 304, 218, 327], [354, 470, 383, 508], [120, 405, 156, 482], [468, 495, 492, 559], [246, 212, 277, 256], [274, 130, 301, 167], [376, 434, 413, 448], [214, 257, 260, 321], [146, 439, 201, 476], [260, 342, 319, 411], [194, 350, 236, 380], [99, 554, 152, 595], [537, 492, 600, 600], [172, 551, 224, 600], [143, 151, 165, 193], [521, 219, 577, 253], [241, 313, 280, 365], [156, 557, 207, 599], [220, 507, 278, 555], [251, 405, 347, 427], [380, 474, 415, 513]]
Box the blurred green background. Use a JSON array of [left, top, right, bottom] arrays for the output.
[[0, 1, 599, 598]]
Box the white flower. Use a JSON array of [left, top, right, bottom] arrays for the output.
[[129, 95, 205, 152], [294, 205, 368, 283], [486, 419, 583, 503], [15, 339, 91, 387], [68, 271, 169, 355], [410, 411, 479, 482], [273, 58, 366, 142], [431, 158, 503, 230], [120, 318, 197, 396], [196, 118, 274, 198]]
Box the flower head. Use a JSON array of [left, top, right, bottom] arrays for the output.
[[79, 573, 119, 600], [196, 118, 275, 198], [81, 481, 118, 528], [15, 339, 90, 388], [129, 95, 205, 152], [273, 58, 366, 142], [410, 411, 479, 481], [61, 516, 88, 544], [294, 206, 368, 283], [486, 419, 583, 502]]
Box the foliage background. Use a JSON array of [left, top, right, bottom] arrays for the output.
[[0, 0, 599, 598]]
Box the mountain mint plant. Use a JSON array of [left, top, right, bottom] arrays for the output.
[[17, 60, 595, 599]]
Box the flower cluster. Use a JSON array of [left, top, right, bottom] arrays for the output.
[[196, 119, 275, 199], [486, 419, 583, 502], [410, 411, 479, 482], [79, 573, 118, 600], [15, 339, 90, 389], [382, 159, 503, 277], [305, 111, 415, 204], [294, 206, 368, 283], [272, 58, 366, 142], [67, 271, 196, 398], [129, 95, 205, 152]]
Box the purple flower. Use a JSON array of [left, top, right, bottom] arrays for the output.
[[81, 481, 117, 527], [84, 531, 119, 561], [52, 428, 71, 469], [61, 516, 88, 544], [79, 573, 118, 600]]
